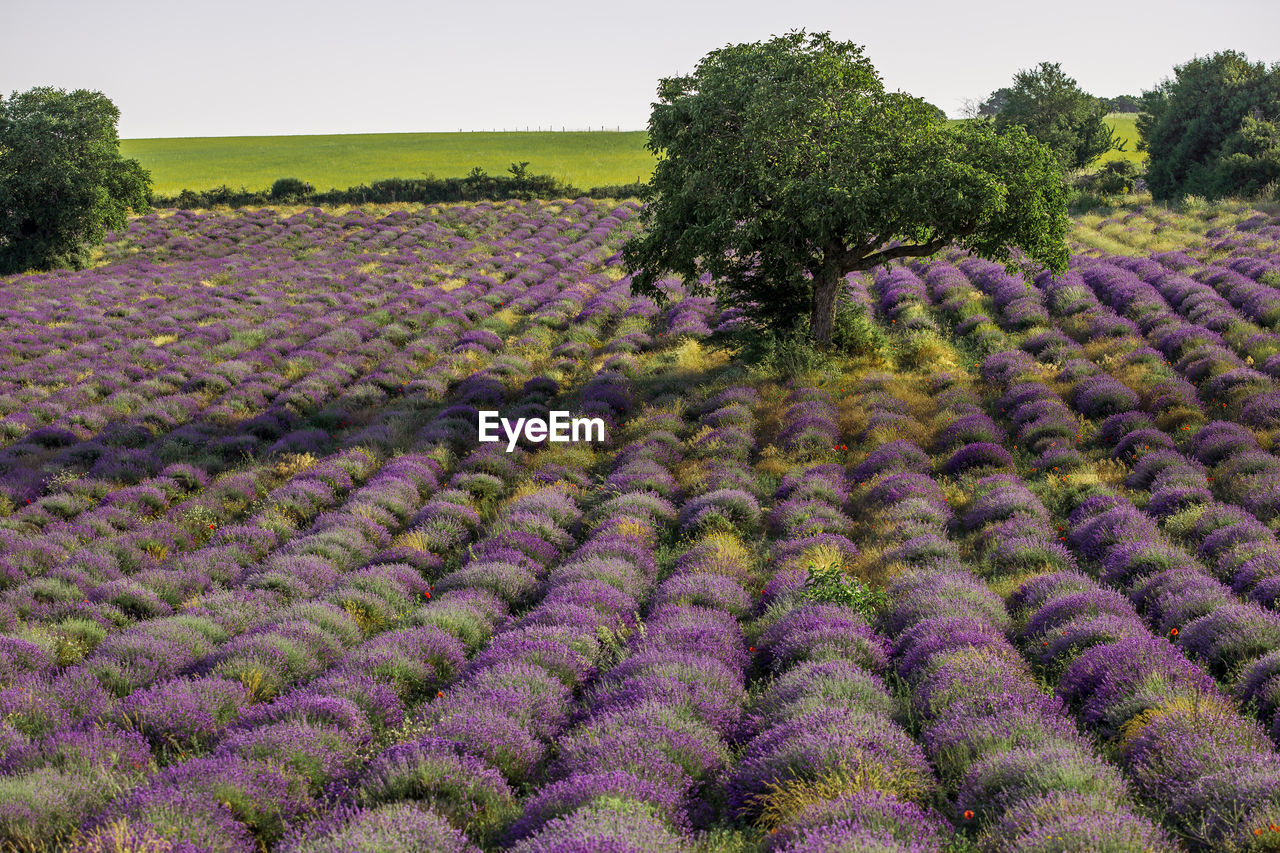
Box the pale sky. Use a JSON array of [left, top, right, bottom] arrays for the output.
[[3, 0, 1278, 139]]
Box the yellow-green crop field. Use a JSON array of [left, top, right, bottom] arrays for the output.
[[121, 131, 658, 196]]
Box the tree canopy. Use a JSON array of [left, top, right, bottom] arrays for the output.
[[1139, 51, 1280, 201], [979, 87, 1012, 118], [623, 31, 1069, 345], [994, 62, 1123, 171], [0, 87, 151, 274], [1102, 94, 1140, 114]]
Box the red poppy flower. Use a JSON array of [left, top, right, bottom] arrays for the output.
[[963, 810, 974, 821]]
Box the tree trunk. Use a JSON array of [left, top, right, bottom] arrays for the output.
[[810, 263, 840, 345]]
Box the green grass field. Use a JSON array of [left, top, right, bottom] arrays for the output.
[[1097, 113, 1145, 167], [120, 132, 658, 196]]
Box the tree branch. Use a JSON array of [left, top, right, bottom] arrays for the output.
[[835, 240, 877, 269], [842, 228, 975, 272]]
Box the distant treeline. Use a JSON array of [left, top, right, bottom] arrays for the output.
[[155, 163, 646, 209], [977, 89, 1139, 118]]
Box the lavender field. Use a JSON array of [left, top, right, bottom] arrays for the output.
[[3, 198, 1280, 852]]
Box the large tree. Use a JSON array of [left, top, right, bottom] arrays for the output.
[[979, 87, 1012, 118], [0, 87, 151, 274], [1139, 51, 1280, 201], [623, 32, 1069, 344], [994, 62, 1123, 171]]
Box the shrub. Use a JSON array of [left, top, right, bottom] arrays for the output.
[[270, 178, 311, 200]]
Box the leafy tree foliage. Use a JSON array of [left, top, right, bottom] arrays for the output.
[[0, 87, 150, 274], [979, 87, 1012, 118], [994, 62, 1123, 171], [1092, 160, 1140, 196], [164, 167, 597, 210], [1102, 94, 1140, 114], [623, 32, 1069, 344], [980, 89, 1137, 119], [270, 177, 311, 200], [1139, 51, 1280, 201]]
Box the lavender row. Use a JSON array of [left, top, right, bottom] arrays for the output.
[[502, 387, 762, 851], [901, 273, 1280, 844], [1106, 254, 1280, 385], [0, 275, 670, 848], [933, 260, 1280, 738], [46, 353, 649, 850], [732, 384, 954, 853], [938, 256, 1280, 606], [964, 474, 1280, 848], [0, 241, 606, 604], [0, 219, 614, 534], [0, 202, 596, 458], [3, 228, 652, 631], [0, 276, 627, 688], [263, 327, 701, 850], [1073, 258, 1274, 424], [972, 347, 1280, 736], [861, 283, 1177, 849]]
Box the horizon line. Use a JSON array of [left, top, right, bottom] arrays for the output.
[[122, 128, 652, 141]]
